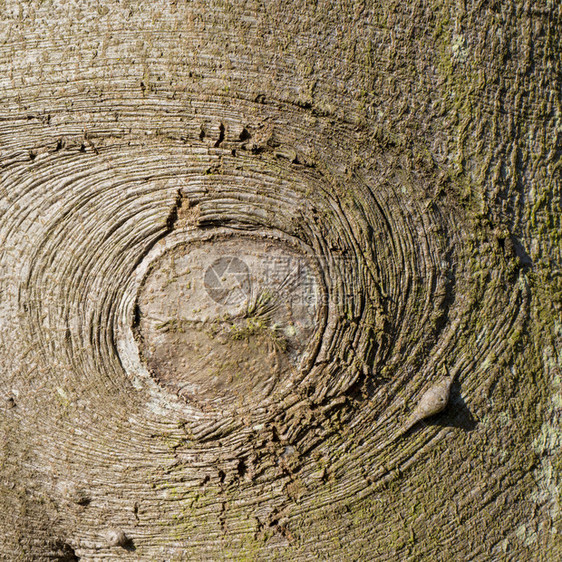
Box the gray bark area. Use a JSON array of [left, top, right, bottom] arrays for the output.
[[0, 0, 560, 560]]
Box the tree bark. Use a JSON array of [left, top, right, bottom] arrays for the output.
[[0, 0, 560, 559]]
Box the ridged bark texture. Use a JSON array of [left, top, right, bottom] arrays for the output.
[[0, 0, 560, 560]]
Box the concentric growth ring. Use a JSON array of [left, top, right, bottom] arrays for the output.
[[0, 92, 529, 558]]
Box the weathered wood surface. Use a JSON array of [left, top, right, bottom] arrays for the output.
[[0, 1, 560, 560]]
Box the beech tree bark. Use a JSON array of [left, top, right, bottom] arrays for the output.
[[0, 1, 560, 560]]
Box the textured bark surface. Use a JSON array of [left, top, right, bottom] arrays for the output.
[[0, 0, 560, 560]]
